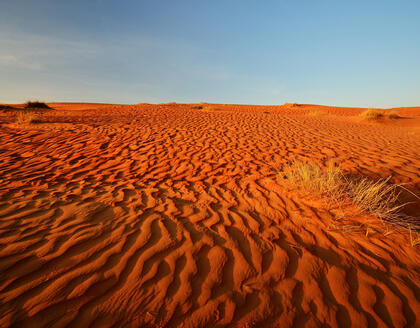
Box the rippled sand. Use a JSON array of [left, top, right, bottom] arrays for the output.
[[0, 103, 419, 327]]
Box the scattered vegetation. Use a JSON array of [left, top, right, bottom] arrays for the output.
[[24, 101, 51, 109], [360, 108, 384, 120], [348, 177, 405, 222], [387, 111, 401, 119], [360, 108, 403, 121], [281, 161, 343, 197], [279, 161, 419, 235], [283, 102, 300, 108], [191, 102, 210, 110], [409, 226, 420, 246], [15, 111, 42, 124], [0, 104, 15, 111]]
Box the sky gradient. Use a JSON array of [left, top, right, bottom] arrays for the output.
[[1, 0, 419, 107]]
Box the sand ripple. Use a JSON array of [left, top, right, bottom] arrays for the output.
[[0, 103, 419, 327]]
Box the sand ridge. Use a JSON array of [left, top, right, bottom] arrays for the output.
[[0, 103, 419, 327]]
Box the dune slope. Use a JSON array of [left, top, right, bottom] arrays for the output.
[[0, 103, 419, 327]]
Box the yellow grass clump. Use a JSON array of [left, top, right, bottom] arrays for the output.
[[281, 161, 343, 197], [15, 111, 40, 124], [348, 177, 405, 222], [283, 102, 300, 108], [279, 161, 418, 232], [360, 108, 403, 121], [360, 108, 384, 120], [387, 111, 401, 119]]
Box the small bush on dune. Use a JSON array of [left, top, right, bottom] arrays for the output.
[[360, 108, 383, 120], [360, 109, 403, 121], [0, 104, 15, 111], [281, 161, 343, 197], [348, 176, 405, 222], [387, 111, 401, 119], [24, 101, 51, 109], [283, 102, 300, 108], [15, 111, 41, 124], [279, 161, 418, 233]]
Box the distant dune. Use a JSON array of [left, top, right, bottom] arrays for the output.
[[0, 102, 419, 327]]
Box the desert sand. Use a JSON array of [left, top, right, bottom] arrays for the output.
[[0, 102, 419, 327]]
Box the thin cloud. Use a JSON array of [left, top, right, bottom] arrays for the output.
[[0, 29, 99, 73], [0, 54, 42, 70], [0, 29, 238, 103]]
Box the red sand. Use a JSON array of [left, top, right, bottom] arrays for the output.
[[0, 103, 419, 327]]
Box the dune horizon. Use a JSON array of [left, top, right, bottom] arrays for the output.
[[4, 100, 420, 110]]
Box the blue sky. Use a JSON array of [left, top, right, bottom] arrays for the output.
[[1, 0, 419, 107]]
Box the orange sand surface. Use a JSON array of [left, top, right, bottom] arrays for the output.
[[0, 103, 419, 327]]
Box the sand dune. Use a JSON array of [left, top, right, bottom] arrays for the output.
[[0, 103, 419, 327]]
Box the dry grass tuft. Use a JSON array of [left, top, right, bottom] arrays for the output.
[[387, 111, 401, 119], [0, 104, 16, 111], [347, 176, 405, 222], [279, 161, 419, 234], [409, 226, 420, 246], [283, 102, 300, 108], [24, 101, 51, 109], [281, 161, 343, 197], [360, 109, 404, 121], [15, 111, 41, 124], [360, 108, 384, 120]]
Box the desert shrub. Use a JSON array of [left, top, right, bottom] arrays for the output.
[[0, 104, 15, 111], [280, 161, 343, 197], [24, 101, 51, 109], [283, 102, 300, 108], [360, 108, 404, 121], [360, 108, 383, 120], [347, 176, 405, 222], [387, 111, 401, 119], [279, 161, 417, 231], [15, 111, 41, 124]]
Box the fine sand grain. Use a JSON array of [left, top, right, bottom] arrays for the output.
[[0, 103, 419, 327]]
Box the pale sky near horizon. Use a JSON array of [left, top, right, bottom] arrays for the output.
[[1, 0, 419, 107]]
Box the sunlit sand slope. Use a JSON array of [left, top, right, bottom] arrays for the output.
[[0, 103, 419, 327]]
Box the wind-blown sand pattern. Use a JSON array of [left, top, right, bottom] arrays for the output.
[[0, 103, 419, 327]]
